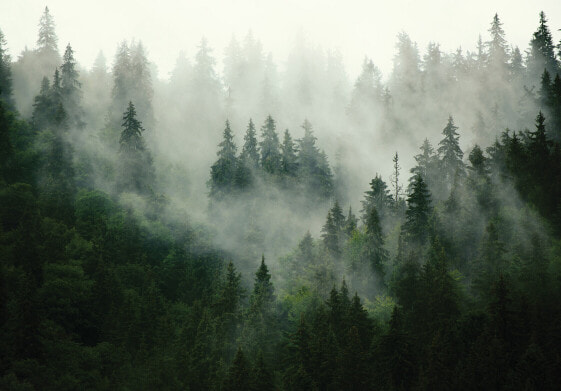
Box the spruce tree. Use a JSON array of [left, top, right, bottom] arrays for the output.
[[280, 129, 298, 176], [486, 13, 509, 74], [250, 255, 275, 313], [259, 115, 281, 174], [241, 119, 259, 169], [437, 116, 465, 189], [321, 211, 339, 258], [210, 120, 238, 197], [0, 29, 13, 107], [363, 206, 388, 281], [297, 119, 333, 199], [403, 174, 432, 244], [223, 347, 251, 391], [410, 138, 437, 190], [360, 174, 392, 223], [36, 6, 58, 56], [60, 44, 84, 129], [527, 11, 559, 80], [117, 101, 154, 193]]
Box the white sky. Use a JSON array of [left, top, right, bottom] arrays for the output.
[[1, 0, 560, 80]]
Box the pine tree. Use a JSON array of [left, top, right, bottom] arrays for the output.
[[527, 11, 559, 81], [410, 138, 437, 190], [390, 151, 403, 204], [214, 261, 245, 322], [223, 347, 251, 391], [0, 29, 13, 107], [297, 119, 333, 199], [361, 174, 392, 223], [348, 57, 383, 122], [111, 41, 131, 116], [210, 120, 238, 197], [251, 352, 274, 391], [344, 206, 358, 237], [60, 44, 84, 129], [250, 255, 275, 313], [437, 116, 465, 190], [486, 14, 509, 74], [117, 101, 153, 193], [363, 206, 388, 280], [321, 211, 340, 258], [36, 7, 58, 56], [259, 115, 281, 174], [241, 119, 259, 169], [280, 129, 298, 176], [403, 174, 432, 244]]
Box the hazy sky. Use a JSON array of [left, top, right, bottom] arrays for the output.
[[1, 0, 560, 80]]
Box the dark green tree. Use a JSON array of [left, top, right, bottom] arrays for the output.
[[210, 120, 238, 197], [117, 101, 153, 193], [297, 119, 333, 199], [361, 174, 392, 223], [60, 43, 84, 129], [410, 138, 438, 191], [437, 116, 465, 191], [363, 206, 388, 281], [281, 129, 298, 176], [250, 255, 275, 313], [241, 118, 259, 169], [0, 29, 13, 107], [223, 347, 251, 391], [259, 115, 281, 174], [527, 11, 559, 81], [403, 174, 432, 244]]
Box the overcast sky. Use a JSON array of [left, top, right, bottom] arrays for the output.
[[1, 0, 560, 80]]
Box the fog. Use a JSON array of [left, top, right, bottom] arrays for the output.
[[1, 2, 560, 296]]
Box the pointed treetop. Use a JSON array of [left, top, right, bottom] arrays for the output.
[[37, 6, 58, 54]]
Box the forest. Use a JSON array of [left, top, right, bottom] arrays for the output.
[[1, 6, 561, 390]]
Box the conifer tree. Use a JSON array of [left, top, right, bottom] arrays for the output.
[[117, 101, 154, 193], [527, 11, 559, 80], [280, 129, 298, 176], [297, 119, 333, 199], [363, 206, 388, 280], [0, 29, 13, 106], [36, 7, 58, 56], [251, 352, 274, 391], [486, 14, 509, 74], [321, 211, 340, 258], [259, 115, 281, 174], [241, 119, 259, 169], [210, 120, 238, 196], [361, 174, 392, 223], [345, 206, 358, 236], [437, 116, 465, 189], [250, 255, 275, 313], [390, 152, 403, 204], [403, 174, 432, 244], [223, 347, 251, 391], [60, 44, 84, 129], [410, 138, 438, 190]]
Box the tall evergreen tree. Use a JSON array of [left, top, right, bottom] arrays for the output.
[[361, 174, 393, 223], [223, 347, 251, 391], [36, 6, 58, 56], [297, 119, 333, 199], [210, 120, 238, 197], [259, 115, 281, 175], [281, 129, 298, 176], [410, 138, 438, 190], [0, 29, 13, 107], [117, 101, 153, 193], [60, 44, 84, 129], [241, 119, 260, 169], [437, 116, 465, 190], [403, 174, 432, 244], [486, 13, 509, 74], [527, 11, 559, 81], [363, 206, 388, 281], [250, 255, 275, 313]]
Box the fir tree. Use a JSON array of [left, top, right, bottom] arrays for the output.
[[410, 138, 437, 190], [527, 11, 559, 80], [259, 115, 281, 175], [437, 116, 465, 189], [210, 120, 238, 196], [241, 119, 259, 169], [364, 206, 388, 281], [223, 347, 251, 391], [60, 44, 84, 129], [486, 14, 509, 73], [321, 211, 340, 258], [361, 174, 392, 223], [36, 6, 58, 55], [280, 129, 298, 176], [117, 101, 153, 193], [297, 119, 333, 198], [403, 174, 432, 244], [250, 255, 275, 313], [0, 29, 13, 107]]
